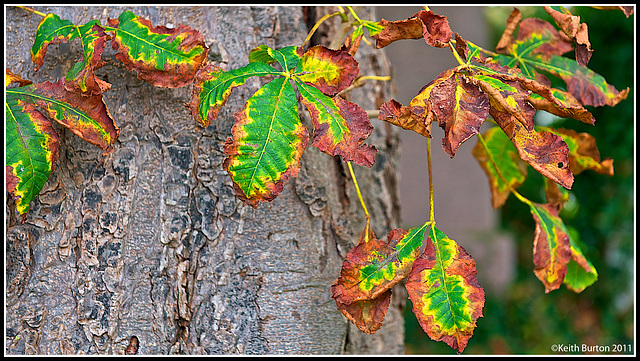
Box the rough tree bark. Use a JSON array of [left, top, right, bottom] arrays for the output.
[[5, 6, 404, 354]]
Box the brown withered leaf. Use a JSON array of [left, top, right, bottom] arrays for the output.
[[544, 6, 593, 66], [378, 99, 432, 138], [542, 127, 614, 176], [467, 71, 535, 131], [496, 7, 522, 53], [430, 72, 490, 158], [378, 67, 457, 139], [491, 106, 573, 189], [374, 9, 453, 49], [335, 290, 392, 334]]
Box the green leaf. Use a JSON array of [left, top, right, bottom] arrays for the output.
[[31, 14, 110, 95], [222, 77, 308, 208], [405, 226, 485, 354], [7, 80, 119, 153], [248, 44, 277, 64], [62, 20, 111, 95], [564, 256, 598, 293], [31, 13, 77, 71], [189, 62, 282, 127], [6, 93, 60, 219], [331, 222, 430, 333], [472, 126, 527, 208], [107, 10, 209, 88], [266, 45, 302, 73], [296, 79, 377, 167]]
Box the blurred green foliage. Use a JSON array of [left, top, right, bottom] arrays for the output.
[[404, 6, 634, 355]]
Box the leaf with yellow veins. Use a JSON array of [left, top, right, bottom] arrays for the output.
[[430, 71, 490, 158], [6, 85, 60, 219], [405, 226, 485, 354], [378, 67, 457, 139], [527, 201, 597, 293], [189, 62, 281, 127], [107, 11, 209, 88], [222, 77, 308, 208]]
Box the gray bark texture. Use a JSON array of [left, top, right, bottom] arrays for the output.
[[5, 5, 405, 355]]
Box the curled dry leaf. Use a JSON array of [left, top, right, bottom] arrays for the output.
[[373, 9, 453, 49]]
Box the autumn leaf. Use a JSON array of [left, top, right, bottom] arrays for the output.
[[331, 222, 431, 333], [527, 88, 595, 126], [430, 71, 490, 158], [6, 88, 60, 219], [296, 45, 359, 97], [378, 98, 432, 138], [489, 103, 573, 190], [377, 68, 457, 141], [539, 127, 614, 176], [527, 200, 598, 293], [472, 62, 596, 126], [31, 13, 111, 95], [296, 80, 377, 167], [472, 126, 527, 208], [62, 21, 111, 95], [373, 9, 453, 49], [543, 6, 593, 66], [6, 79, 119, 153], [223, 77, 308, 208], [6, 69, 33, 87], [405, 226, 485, 354], [107, 11, 209, 88], [492, 16, 629, 107], [189, 62, 282, 127], [590, 6, 635, 17], [31, 13, 78, 71]]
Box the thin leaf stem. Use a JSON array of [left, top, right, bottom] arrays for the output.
[[476, 132, 531, 206], [426, 138, 435, 223], [338, 75, 391, 95], [346, 6, 363, 23], [17, 6, 47, 17], [302, 10, 343, 49], [347, 161, 371, 242]]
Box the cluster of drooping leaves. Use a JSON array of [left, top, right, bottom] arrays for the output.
[[189, 43, 377, 207], [6, 10, 209, 219], [329, 5, 630, 353]]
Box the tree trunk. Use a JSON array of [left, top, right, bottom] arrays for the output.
[[5, 5, 404, 355]]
